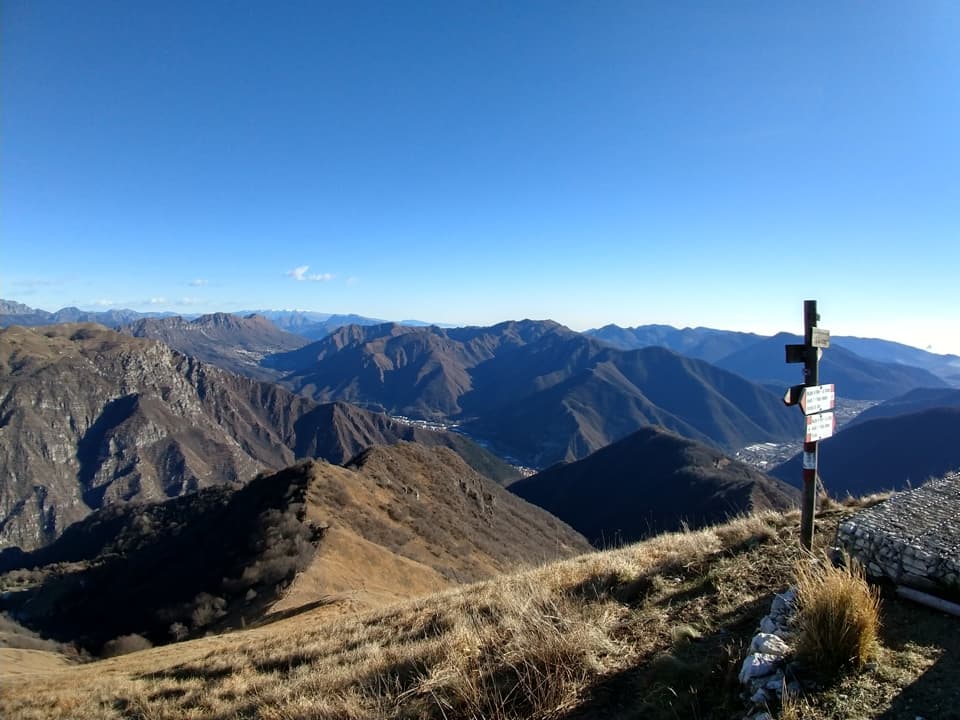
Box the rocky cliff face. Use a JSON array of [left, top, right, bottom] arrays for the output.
[[0, 325, 272, 550], [0, 324, 516, 551], [121, 312, 309, 380]]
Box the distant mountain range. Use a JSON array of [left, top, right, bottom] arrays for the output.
[[586, 324, 763, 363], [0, 324, 517, 551], [239, 310, 393, 340], [830, 335, 960, 385], [5, 300, 955, 509], [0, 445, 589, 651], [715, 332, 947, 401], [0, 299, 178, 328], [0, 300, 440, 341], [7, 301, 958, 388], [262, 320, 800, 467], [846, 387, 960, 426], [587, 323, 960, 389], [772, 406, 960, 496], [511, 426, 798, 546], [121, 312, 309, 380]]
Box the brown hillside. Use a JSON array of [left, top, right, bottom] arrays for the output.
[[0, 444, 588, 651], [299, 443, 591, 589], [0, 324, 518, 551]]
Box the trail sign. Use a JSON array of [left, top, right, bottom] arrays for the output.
[[784, 300, 835, 551], [810, 328, 830, 348], [805, 411, 836, 442], [799, 384, 835, 415]]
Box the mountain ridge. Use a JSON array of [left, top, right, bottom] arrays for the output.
[[121, 312, 309, 380], [510, 426, 798, 545], [716, 332, 947, 400], [264, 320, 799, 466], [587, 322, 960, 386], [847, 387, 960, 426]]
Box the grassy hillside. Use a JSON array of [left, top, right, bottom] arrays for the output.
[[3, 503, 956, 719], [0, 445, 587, 653]]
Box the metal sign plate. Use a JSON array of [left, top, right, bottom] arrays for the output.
[[811, 328, 830, 348], [805, 411, 836, 442], [800, 384, 836, 415]]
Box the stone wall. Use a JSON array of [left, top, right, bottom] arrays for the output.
[[836, 472, 960, 593]]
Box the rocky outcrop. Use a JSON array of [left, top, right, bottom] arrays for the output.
[[0, 325, 282, 550]]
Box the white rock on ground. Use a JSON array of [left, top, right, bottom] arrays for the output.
[[739, 652, 782, 684], [750, 632, 792, 656]]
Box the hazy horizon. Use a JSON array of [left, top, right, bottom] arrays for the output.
[[3, 295, 957, 357]]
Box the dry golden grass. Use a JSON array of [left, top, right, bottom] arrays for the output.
[[837, 491, 893, 510], [0, 510, 797, 720], [779, 686, 814, 720], [0, 648, 78, 678], [4, 506, 955, 720], [794, 555, 881, 675]]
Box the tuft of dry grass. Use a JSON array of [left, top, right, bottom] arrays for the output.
[[838, 491, 892, 509], [794, 555, 881, 676], [779, 684, 814, 720]]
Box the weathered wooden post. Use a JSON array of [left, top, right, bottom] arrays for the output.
[[784, 300, 836, 551]]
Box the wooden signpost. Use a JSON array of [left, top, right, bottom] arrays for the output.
[[783, 300, 836, 551]]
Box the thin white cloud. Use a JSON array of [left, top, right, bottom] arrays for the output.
[[286, 265, 334, 282], [149, 297, 167, 305], [189, 278, 208, 287], [177, 297, 202, 306], [346, 276, 360, 286], [93, 298, 117, 307]]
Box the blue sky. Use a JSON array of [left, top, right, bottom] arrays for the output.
[[3, 2, 959, 352]]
